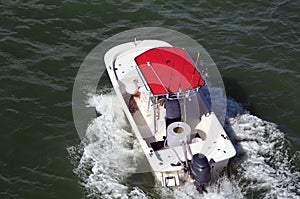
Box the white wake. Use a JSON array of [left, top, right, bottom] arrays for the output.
[[68, 92, 299, 198]]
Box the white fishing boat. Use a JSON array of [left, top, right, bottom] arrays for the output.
[[104, 39, 236, 193]]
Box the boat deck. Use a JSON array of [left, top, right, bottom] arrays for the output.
[[104, 39, 236, 179]]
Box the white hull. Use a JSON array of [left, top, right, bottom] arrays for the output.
[[104, 40, 236, 188]]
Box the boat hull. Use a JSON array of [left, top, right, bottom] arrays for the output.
[[104, 40, 236, 188]]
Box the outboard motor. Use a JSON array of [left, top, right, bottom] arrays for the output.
[[190, 153, 211, 193]]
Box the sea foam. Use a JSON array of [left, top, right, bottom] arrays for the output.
[[68, 92, 299, 198], [68, 93, 147, 198]]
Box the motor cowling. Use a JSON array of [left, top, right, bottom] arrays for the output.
[[190, 153, 211, 193]]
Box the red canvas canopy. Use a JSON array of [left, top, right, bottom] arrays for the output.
[[135, 47, 205, 95]]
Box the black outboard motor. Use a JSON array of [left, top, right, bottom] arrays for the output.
[[190, 153, 211, 193]]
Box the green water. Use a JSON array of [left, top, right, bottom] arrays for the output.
[[1, 0, 299, 198]]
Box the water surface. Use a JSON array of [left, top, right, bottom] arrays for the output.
[[0, 0, 299, 198]]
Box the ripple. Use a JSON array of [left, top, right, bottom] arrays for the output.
[[0, 0, 299, 198]]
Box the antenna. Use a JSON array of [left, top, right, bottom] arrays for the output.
[[195, 52, 200, 67], [190, 52, 200, 87]]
